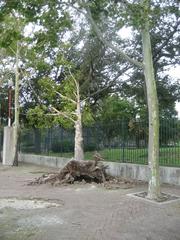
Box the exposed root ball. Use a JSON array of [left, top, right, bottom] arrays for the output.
[[28, 160, 108, 185]]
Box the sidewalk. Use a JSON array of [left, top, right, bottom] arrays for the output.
[[0, 163, 180, 240]]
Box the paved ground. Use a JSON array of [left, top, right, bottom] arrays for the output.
[[0, 163, 180, 240]]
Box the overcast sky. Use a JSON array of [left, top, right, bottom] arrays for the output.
[[168, 67, 180, 119], [119, 27, 180, 119]]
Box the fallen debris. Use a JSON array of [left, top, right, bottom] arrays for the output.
[[28, 159, 108, 186], [28, 163, 144, 190], [28, 152, 144, 188]]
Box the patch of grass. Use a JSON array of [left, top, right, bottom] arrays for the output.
[[24, 146, 180, 167], [74, 147, 180, 167]]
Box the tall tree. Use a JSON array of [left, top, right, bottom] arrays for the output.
[[79, 0, 170, 199], [141, 0, 160, 198]]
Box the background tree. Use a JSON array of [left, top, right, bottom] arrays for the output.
[[0, 12, 26, 165]]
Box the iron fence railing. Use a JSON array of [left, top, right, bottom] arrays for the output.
[[0, 128, 3, 162], [18, 119, 180, 167]]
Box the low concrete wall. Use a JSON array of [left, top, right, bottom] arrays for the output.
[[19, 154, 180, 186], [106, 162, 180, 186], [19, 154, 70, 169]]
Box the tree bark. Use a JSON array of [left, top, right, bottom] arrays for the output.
[[13, 41, 20, 166], [74, 82, 84, 161], [74, 118, 84, 161], [141, 1, 161, 199]]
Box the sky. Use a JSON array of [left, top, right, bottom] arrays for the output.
[[119, 27, 180, 119], [176, 102, 180, 119], [168, 67, 180, 119]]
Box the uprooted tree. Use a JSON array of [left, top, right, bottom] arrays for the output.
[[28, 150, 139, 187], [29, 153, 108, 185]]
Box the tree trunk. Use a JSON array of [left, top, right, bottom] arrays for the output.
[[85, 0, 161, 199], [13, 41, 20, 166], [74, 119, 84, 161], [74, 82, 84, 161], [12, 126, 19, 166], [141, 3, 161, 199]]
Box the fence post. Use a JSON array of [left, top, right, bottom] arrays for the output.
[[121, 120, 125, 163], [60, 127, 63, 157], [0, 129, 2, 162]]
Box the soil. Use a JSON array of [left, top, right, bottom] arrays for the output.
[[134, 191, 180, 203]]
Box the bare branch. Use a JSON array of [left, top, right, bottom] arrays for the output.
[[73, 90, 78, 98], [67, 67, 79, 94], [83, 83, 114, 102], [55, 90, 76, 104], [83, 2, 143, 68], [8, 46, 16, 55], [82, 65, 131, 102], [153, 20, 180, 63], [50, 106, 76, 123]]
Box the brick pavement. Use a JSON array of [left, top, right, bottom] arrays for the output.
[[0, 163, 180, 240]]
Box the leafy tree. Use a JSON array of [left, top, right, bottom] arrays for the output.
[[97, 95, 135, 123], [94, 95, 136, 144], [28, 61, 113, 160], [0, 12, 26, 165]]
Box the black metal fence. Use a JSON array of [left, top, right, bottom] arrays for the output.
[[0, 128, 3, 162], [19, 119, 180, 167]]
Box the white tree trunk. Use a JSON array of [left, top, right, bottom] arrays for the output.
[[74, 79, 84, 161], [74, 100, 84, 161], [13, 41, 20, 166], [142, 8, 161, 199]]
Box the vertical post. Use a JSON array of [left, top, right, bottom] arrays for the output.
[[122, 120, 125, 163], [47, 128, 50, 155], [60, 127, 63, 157], [0, 128, 2, 162]]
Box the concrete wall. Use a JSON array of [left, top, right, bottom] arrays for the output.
[[19, 154, 70, 169], [19, 154, 180, 186], [106, 162, 180, 186], [3, 127, 16, 166]]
